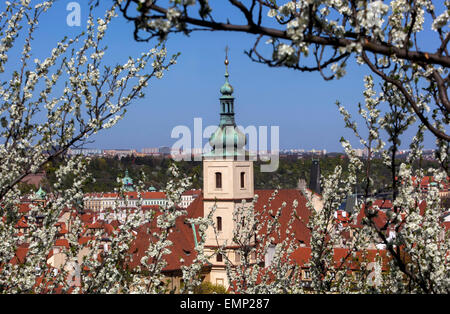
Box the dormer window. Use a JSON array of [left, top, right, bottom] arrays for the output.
[[215, 172, 222, 189]]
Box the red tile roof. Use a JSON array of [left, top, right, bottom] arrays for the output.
[[56, 222, 68, 235], [128, 214, 199, 272], [78, 236, 95, 245], [80, 213, 95, 224], [15, 216, 29, 229], [10, 243, 29, 265], [443, 221, 450, 231], [55, 239, 69, 248], [253, 189, 311, 246], [87, 221, 104, 229], [186, 193, 204, 219], [18, 203, 31, 213], [182, 189, 202, 196], [291, 247, 390, 271], [127, 189, 312, 273]]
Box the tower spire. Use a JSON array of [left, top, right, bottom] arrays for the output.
[[225, 45, 229, 77], [220, 46, 234, 99], [206, 47, 246, 158]]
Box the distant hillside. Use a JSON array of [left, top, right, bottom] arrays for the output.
[[40, 155, 440, 195]]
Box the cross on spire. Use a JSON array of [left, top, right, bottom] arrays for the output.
[[225, 45, 229, 66]]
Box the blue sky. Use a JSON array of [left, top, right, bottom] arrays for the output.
[[7, 1, 445, 152]]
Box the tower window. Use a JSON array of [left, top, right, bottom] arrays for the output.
[[216, 253, 223, 262], [235, 251, 240, 263], [240, 172, 245, 188], [217, 216, 222, 232], [215, 172, 222, 189]]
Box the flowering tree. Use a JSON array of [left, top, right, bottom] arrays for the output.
[[207, 75, 449, 294], [0, 0, 181, 293], [1, 0, 447, 294], [118, 0, 449, 141], [223, 193, 302, 293], [318, 75, 449, 293], [116, 1, 449, 293], [78, 164, 209, 294]]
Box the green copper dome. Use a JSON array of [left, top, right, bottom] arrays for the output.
[[121, 169, 135, 191], [35, 186, 46, 200], [208, 125, 246, 156], [220, 70, 234, 96], [220, 81, 234, 96], [205, 50, 247, 158]]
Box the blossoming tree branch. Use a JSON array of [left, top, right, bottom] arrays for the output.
[[117, 0, 449, 142], [116, 0, 449, 294], [0, 0, 197, 293], [0, 1, 178, 202]]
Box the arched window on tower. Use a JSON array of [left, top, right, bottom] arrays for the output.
[[240, 172, 245, 188], [215, 172, 222, 189], [217, 216, 222, 232]]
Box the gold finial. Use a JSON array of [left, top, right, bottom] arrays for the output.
[[224, 45, 229, 65]]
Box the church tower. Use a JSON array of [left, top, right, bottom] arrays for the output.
[[202, 52, 254, 287], [120, 169, 135, 192]]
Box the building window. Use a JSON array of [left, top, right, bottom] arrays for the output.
[[216, 253, 223, 262], [303, 270, 311, 279], [215, 172, 222, 189], [216, 278, 224, 286], [217, 216, 222, 232], [240, 172, 245, 188], [235, 251, 240, 263]]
